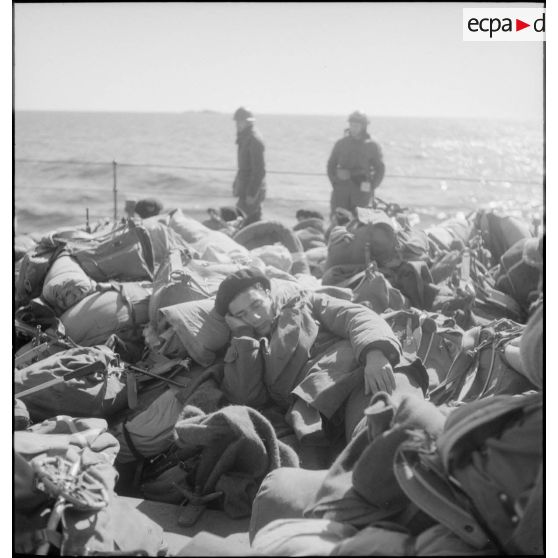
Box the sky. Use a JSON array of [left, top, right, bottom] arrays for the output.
[[13, 1, 544, 120]]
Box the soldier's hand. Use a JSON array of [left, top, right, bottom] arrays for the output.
[[364, 350, 396, 395], [225, 313, 255, 337]]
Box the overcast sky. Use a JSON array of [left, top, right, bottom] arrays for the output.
[[14, 2, 543, 120]]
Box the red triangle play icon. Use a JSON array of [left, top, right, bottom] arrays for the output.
[[516, 19, 530, 31]]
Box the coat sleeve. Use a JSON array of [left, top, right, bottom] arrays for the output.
[[222, 336, 270, 407], [369, 141, 385, 190], [308, 293, 401, 366], [247, 137, 266, 196], [327, 141, 340, 185]]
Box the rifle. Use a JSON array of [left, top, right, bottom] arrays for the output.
[[15, 320, 77, 369], [16, 361, 106, 399]]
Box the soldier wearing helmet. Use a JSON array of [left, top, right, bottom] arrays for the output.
[[327, 111, 385, 215], [232, 107, 267, 226]]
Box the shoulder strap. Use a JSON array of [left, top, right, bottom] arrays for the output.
[[438, 392, 541, 470], [393, 444, 490, 549]]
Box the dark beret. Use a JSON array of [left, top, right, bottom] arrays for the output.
[[214, 267, 271, 316], [135, 198, 163, 219]]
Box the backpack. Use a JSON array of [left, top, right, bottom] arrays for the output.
[[383, 309, 464, 390], [15, 243, 64, 307], [14, 345, 129, 422], [351, 263, 407, 313], [473, 209, 532, 264], [493, 237, 542, 315], [60, 281, 152, 346], [67, 221, 155, 282], [14, 416, 168, 556], [428, 319, 537, 405], [394, 392, 542, 554]]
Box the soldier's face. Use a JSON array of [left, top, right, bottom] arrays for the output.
[[236, 119, 249, 133], [349, 121, 363, 137], [228, 286, 274, 335]]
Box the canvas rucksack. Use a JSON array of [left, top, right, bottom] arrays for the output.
[[14, 416, 168, 556], [14, 345, 129, 422], [66, 221, 155, 282], [394, 392, 542, 555], [15, 243, 64, 307], [428, 319, 537, 405], [382, 309, 464, 391]]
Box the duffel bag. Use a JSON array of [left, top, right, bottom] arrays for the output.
[[67, 221, 155, 282], [15, 243, 64, 307], [42, 252, 97, 314], [148, 251, 244, 324], [14, 416, 168, 556], [140, 215, 192, 266], [61, 281, 152, 346], [14, 345, 128, 422], [169, 208, 250, 262]]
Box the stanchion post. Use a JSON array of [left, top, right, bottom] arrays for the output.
[[112, 160, 118, 222]]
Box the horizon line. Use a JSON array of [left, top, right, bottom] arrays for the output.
[[13, 108, 543, 122]]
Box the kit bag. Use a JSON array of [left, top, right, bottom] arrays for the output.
[[394, 392, 542, 555], [352, 263, 407, 313], [383, 310, 464, 390], [148, 250, 242, 324], [67, 221, 155, 282], [473, 209, 532, 264], [16, 243, 64, 307], [42, 252, 98, 314], [494, 237, 542, 314], [61, 281, 152, 346], [428, 319, 537, 405], [140, 215, 192, 266], [14, 416, 168, 556], [14, 345, 128, 422]]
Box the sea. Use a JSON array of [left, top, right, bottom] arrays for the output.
[[14, 111, 544, 235]]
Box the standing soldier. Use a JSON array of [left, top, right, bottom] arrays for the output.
[[327, 110, 385, 216], [232, 107, 266, 226]]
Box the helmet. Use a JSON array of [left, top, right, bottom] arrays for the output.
[[233, 107, 255, 122], [347, 111, 369, 125]]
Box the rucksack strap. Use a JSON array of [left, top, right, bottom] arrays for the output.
[[121, 419, 146, 487], [394, 445, 490, 549], [438, 392, 541, 470], [15, 527, 63, 554]]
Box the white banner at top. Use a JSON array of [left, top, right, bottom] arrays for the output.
[[463, 8, 545, 41]]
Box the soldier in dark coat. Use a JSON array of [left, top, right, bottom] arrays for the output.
[[232, 107, 266, 226], [327, 111, 385, 215]]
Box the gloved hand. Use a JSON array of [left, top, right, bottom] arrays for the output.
[[364, 350, 396, 395]]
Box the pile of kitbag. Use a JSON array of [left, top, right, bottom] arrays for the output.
[[13, 210, 317, 554], [14, 204, 544, 555]]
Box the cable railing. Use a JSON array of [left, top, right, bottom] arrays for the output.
[[15, 157, 543, 222]]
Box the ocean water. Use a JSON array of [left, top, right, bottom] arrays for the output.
[[14, 111, 544, 234]]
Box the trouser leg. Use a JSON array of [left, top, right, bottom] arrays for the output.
[[349, 182, 373, 212], [249, 467, 328, 542], [330, 180, 353, 215]]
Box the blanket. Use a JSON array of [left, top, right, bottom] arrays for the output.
[[174, 405, 300, 518]]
